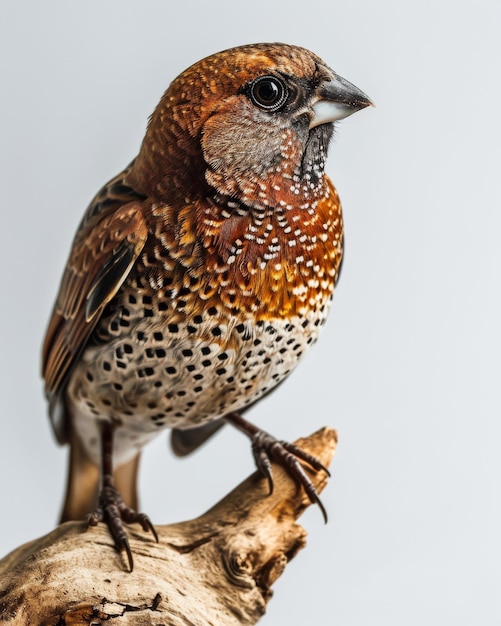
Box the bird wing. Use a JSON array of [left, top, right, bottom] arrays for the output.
[[170, 420, 227, 456], [42, 197, 148, 443]]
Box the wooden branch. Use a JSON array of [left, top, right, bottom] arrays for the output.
[[0, 427, 337, 625]]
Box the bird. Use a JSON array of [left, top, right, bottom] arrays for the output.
[[41, 42, 372, 570]]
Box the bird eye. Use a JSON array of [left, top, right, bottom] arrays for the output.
[[249, 76, 288, 112]]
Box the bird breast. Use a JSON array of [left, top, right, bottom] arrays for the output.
[[66, 274, 334, 465]]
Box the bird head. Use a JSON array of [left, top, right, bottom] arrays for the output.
[[128, 43, 372, 210]]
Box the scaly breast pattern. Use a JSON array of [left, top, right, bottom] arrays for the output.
[[67, 182, 343, 466]]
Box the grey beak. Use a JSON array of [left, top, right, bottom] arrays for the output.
[[310, 74, 373, 129]]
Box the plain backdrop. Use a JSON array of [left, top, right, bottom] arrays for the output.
[[1, 0, 500, 623]]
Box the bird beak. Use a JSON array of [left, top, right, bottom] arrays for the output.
[[309, 74, 374, 129]]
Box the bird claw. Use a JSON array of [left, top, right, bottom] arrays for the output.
[[86, 484, 158, 572], [226, 413, 329, 522], [251, 431, 329, 523]]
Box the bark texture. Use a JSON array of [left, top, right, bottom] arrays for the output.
[[0, 427, 337, 625]]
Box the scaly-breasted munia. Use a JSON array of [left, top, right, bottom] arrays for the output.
[[42, 43, 372, 569]]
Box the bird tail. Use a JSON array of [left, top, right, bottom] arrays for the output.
[[60, 426, 140, 523]]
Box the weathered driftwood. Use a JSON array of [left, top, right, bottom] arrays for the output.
[[0, 427, 337, 625]]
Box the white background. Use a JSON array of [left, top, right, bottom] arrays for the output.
[[1, 0, 500, 623]]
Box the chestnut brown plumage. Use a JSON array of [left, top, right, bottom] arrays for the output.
[[42, 42, 372, 570]]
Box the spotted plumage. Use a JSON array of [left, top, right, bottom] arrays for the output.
[[42, 42, 372, 569]]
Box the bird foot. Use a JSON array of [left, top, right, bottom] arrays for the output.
[[86, 483, 158, 572], [225, 413, 330, 522]]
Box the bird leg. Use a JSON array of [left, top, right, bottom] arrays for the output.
[[86, 422, 158, 571], [224, 412, 330, 522]]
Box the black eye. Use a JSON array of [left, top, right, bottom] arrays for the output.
[[249, 76, 288, 112]]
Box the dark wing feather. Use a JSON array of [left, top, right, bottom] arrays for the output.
[[170, 420, 226, 456], [85, 241, 136, 321], [42, 197, 148, 443]]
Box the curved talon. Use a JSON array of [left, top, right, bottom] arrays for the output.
[[281, 452, 329, 523], [270, 443, 329, 523], [123, 537, 134, 573], [141, 515, 159, 543]]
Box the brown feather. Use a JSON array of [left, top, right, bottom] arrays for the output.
[[42, 198, 148, 441]]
